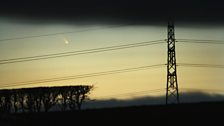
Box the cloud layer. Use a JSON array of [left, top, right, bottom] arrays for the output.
[[83, 92, 224, 109], [1, 0, 224, 25]]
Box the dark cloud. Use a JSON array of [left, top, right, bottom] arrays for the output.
[[82, 92, 224, 109], [1, 0, 224, 25]]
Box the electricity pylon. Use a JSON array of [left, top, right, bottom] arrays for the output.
[[166, 20, 180, 104]]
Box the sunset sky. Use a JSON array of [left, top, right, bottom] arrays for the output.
[[0, 0, 224, 101]]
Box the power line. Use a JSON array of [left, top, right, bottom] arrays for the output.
[[92, 88, 224, 100], [1, 38, 223, 65], [177, 41, 224, 44], [177, 39, 224, 42], [93, 88, 165, 99], [0, 40, 165, 65], [176, 39, 224, 44], [180, 88, 224, 93], [0, 64, 165, 88], [0, 25, 129, 42], [177, 63, 224, 68]]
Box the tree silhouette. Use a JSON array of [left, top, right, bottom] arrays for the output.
[[74, 86, 92, 110], [0, 85, 93, 113], [42, 87, 58, 112]]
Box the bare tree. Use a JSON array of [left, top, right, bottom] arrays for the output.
[[0, 85, 93, 113], [75, 86, 93, 110], [42, 88, 58, 112]]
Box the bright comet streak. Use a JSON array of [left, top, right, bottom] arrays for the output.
[[64, 38, 69, 44]]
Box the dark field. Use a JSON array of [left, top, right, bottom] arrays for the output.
[[1, 101, 223, 126]]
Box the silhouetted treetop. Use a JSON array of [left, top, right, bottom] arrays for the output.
[[0, 85, 93, 113]]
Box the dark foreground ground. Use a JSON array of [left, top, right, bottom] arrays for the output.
[[1, 101, 224, 126]]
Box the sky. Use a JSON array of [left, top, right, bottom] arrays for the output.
[[0, 0, 224, 101]]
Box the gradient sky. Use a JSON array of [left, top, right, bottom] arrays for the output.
[[0, 16, 224, 100]]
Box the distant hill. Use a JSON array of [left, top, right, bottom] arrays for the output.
[[82, 91, 224, 109]]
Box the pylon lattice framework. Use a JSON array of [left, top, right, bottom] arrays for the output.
[[166, 20, 180, 104]]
